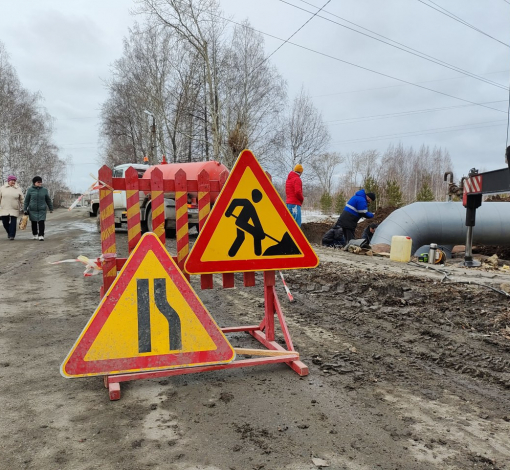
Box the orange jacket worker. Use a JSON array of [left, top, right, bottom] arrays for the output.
[[285, 164, 304, 227]]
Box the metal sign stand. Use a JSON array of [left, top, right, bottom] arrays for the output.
[[95, 165, 307, 400]]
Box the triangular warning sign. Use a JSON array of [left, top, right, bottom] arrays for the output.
[[185, 149, 319, 274], [61, 233, 235, 378]]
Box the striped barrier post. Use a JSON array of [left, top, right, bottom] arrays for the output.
[[125, 166, 141, 254], [150, 167, 165, 245], [98, 165, 117, 296], [198, 169, 213, 290], [175, 169, 189, 276], [218, 170, 235, 289]]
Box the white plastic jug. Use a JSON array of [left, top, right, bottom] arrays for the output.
[[390, 236, 412, 262]]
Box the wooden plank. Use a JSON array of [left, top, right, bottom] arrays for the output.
[[221, 325, 260, 333], [234, 348, 299, 358]]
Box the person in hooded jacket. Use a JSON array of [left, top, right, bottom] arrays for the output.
[[285, 164, 304, 227], [337, 189, 376, 244], [322, 224, 346, 248], [361, 223, 378, 245], [0, 175, 24, 240], [24, 176, 53, 241]]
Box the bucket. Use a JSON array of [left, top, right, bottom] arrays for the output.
[[390, 236, 412, 262]]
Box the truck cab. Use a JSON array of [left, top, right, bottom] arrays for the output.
[[91, 163, 199, 237]]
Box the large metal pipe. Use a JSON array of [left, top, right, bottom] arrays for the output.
[[371, 202, 510, 253]]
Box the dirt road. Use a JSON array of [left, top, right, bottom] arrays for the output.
[[1, 208, 510, 470]]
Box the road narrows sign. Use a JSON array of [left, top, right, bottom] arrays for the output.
[[185, 150, 319, 274], [61, 233, 235, 378]]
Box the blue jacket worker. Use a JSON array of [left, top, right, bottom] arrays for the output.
[[337, 189, 376, 243]]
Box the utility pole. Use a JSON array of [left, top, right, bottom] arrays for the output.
[[144, 110, 156, 165]]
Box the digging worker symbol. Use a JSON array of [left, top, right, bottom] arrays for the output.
[[225, 188, 301, 258], [226, 189, 266, 257]]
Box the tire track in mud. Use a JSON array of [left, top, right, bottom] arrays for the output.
[[284, 262, 510, 401]]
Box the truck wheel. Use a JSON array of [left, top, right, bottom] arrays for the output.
[[90, 204, 99, 217], [146, 207, 153, 233], [165, 228, 176, 238]]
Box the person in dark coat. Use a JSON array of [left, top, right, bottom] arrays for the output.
[[322, 225, 346, 248], [23, 176, 53, 241], [361, 223, 378, 245], [285, 164, 304, 227], [337, 189, 375, 244]]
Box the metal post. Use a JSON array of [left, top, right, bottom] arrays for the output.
[[144, 110, 157, 165], [463, 225, 480, 267], [463, 193, 482, 267], [150, 116, 156, 165]]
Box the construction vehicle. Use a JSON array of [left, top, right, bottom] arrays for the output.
[[448, 146, 510, 267], [90, 161, 228, 237]]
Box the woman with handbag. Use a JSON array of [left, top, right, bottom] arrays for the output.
[[0, 175, 24, 240], [23, 176, 53, 241]]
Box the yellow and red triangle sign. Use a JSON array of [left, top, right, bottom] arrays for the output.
[[61, 233, 235, 378], [185, 149, 319, 274]]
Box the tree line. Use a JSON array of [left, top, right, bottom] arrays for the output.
[[100, 0, 453, 210], [0, 43, 67, 198], [308, 143, 453, 214], [100, 0, 330, 177]]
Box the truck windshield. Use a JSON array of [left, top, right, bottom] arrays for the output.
[[112, 167, 147, 178]]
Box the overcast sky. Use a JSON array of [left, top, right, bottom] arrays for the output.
[[1, 0, 509, 192]]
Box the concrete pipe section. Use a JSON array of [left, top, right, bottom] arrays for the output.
[[371, 202, 510, 254]]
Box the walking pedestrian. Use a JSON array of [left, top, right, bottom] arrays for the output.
[[24, 176, 53, 241], [0, 175, 24, 240], [337, 189, 376, 244], [285, 164, 304, 227]]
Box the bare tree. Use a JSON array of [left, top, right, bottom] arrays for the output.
[[0, 42, 66, 191], [276, 87, 330, 176], [134, 0, 227, 161], [309, 151, 344, 195], [221, 21, 287, 168]]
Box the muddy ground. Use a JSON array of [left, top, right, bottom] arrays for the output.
[[1, 208, 510, 470]]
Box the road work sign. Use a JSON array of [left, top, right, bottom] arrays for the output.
[[61, 233, 235, 378], [185, 149, 319, 274]]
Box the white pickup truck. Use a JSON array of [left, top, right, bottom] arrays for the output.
[[90, 163, 199, 237]]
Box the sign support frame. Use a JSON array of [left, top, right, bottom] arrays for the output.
[[103, 268, 307, 400], [90, 161, 309, 401]]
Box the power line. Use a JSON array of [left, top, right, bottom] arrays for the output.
[[325, 101, 508, 125], [213, 13, 507, 115], [256, 0, 331, 70], [313, 71, 509, 98], [280, 0, 508, 90], [332, 119, 506, 145], [416, 0, 510, 48], [312, 70, 508, 101], [506, 73, 510, 146]]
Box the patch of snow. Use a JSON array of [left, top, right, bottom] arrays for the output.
[[301, 209, 337, 224]]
